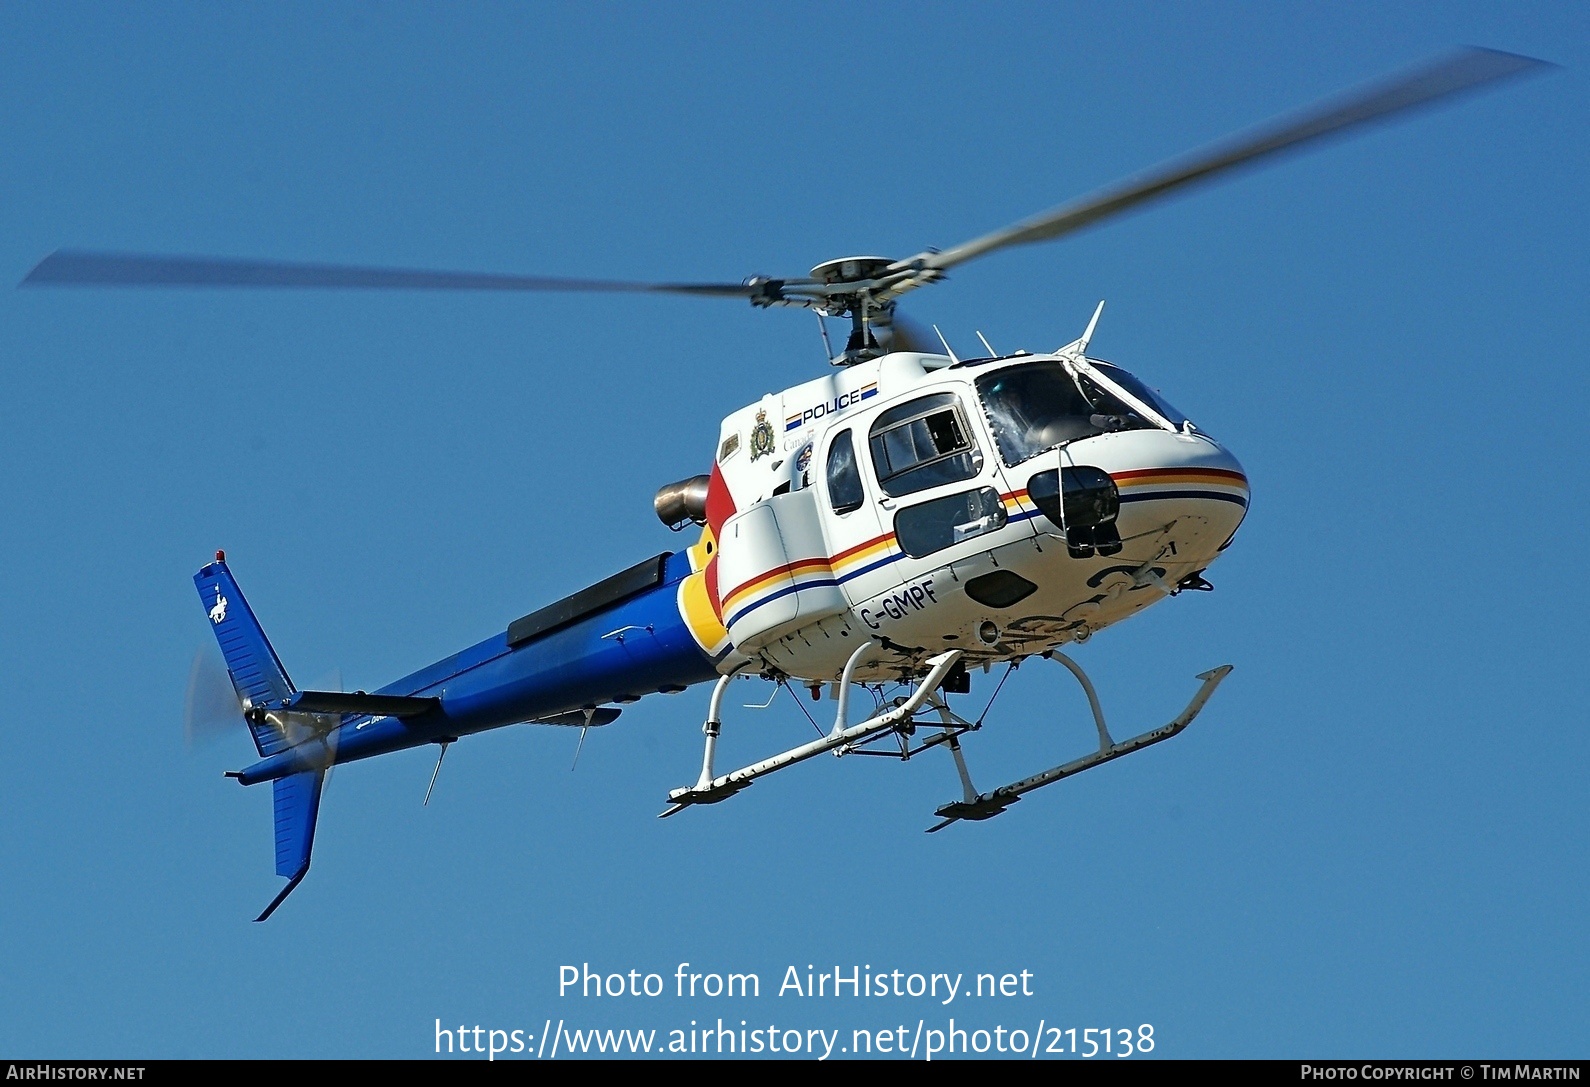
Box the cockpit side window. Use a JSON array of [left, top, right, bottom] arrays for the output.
[[825, 429, 865, 514], [867, 392, 983, 497]]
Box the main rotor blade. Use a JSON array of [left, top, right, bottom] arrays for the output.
[[21, 251, 761, 297], [906, 47, 1551, 281], [878, 309, 937, 354]]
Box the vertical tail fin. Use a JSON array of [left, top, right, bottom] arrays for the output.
[[195, 552, 321, 921], [256, 769, 324, 922], [194, 551, 296, 757]]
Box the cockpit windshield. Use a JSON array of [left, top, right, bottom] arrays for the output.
[[975, 359, 1191, 467], [1095, 362, 1189, 431]]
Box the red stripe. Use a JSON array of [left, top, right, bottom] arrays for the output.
[[1112, 466, 1247, 484], [830, 532, 895, 564], [704, 463, 737, 536], [723, 556, 833, 604]]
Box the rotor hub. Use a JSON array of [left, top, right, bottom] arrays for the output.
[[808, 256, 895, 285]]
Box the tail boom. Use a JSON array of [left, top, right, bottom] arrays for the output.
[[232, 549, 718, 785], [199, 548, 718, 918]]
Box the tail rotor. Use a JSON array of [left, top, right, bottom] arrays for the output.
[[183, 646, 243, 752]]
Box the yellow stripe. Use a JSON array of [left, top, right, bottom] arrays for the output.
[[1116, 471, 1248, 489], [723, 560, 837, 611], [686, 527, 716, 573], [678, 570, 729, 654], [831, 536, 895, 572]]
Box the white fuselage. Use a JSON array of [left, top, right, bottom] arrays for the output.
[[695, 351, 1247, 686]]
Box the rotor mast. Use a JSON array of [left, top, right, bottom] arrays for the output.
[[805, 257, 908, 365]]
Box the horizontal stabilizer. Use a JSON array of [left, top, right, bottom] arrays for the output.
[[534, 708, 621, 728], [282, 690, 439, 718]]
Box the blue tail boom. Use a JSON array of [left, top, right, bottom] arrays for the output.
[[197, 545, 720, 920]]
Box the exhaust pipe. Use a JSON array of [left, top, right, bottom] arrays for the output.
[[654, 474, 710, 530]]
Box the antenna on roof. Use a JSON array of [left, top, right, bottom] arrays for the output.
[[931, 325, 962, 364], [816, 314, 836, 362], [1058, 301, 1106, 358]]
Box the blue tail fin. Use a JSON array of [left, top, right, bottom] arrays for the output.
[[194, 552, 297, 758], [194, 552, 321, 921], [257, 769, 323, 921]]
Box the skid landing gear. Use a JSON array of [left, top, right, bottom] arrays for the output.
[[926, 655, 1232, 832], [661, 646, 964, 817]]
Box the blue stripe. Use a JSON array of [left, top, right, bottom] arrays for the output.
[[725, 544, 905, 628], [1120, 489, 1249, 508], [836, 550, 902, 585], [726, 576, 842, 629]]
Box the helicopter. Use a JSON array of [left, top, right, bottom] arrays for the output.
[[22, 47, 1549, 921]]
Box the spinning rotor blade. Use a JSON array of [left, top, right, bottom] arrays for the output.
[[874, 308, 937, 354], [307, 667, 344, 796], [182, 650, 348, 792], [183, 647, 242, 751], [20, 48, 1550, 325], [893, 47, 1551, 289], [22, 251, 769, 298]]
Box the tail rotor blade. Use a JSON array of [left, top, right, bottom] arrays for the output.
[[183, 647, 242, 751], [307, 668, 344, 796]]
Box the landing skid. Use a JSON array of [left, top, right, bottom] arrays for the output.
[[661, 647, 964, 817], [659, 642, 1231, 828], [927, 656, 1231, 832]]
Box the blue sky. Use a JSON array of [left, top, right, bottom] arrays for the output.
[[0, 1, 1584, 1059]]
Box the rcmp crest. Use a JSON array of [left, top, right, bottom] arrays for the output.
[[749, 408, 776, 461]]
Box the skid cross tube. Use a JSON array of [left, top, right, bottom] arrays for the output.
[[661, 650, 963, 817], [927, 663, 1232, 832], [840, 690, 979, 765]]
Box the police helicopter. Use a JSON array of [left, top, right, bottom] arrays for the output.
[[23, 47, 1549, 920]]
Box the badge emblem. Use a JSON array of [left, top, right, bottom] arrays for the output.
[[749, 409, 776, 461]]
